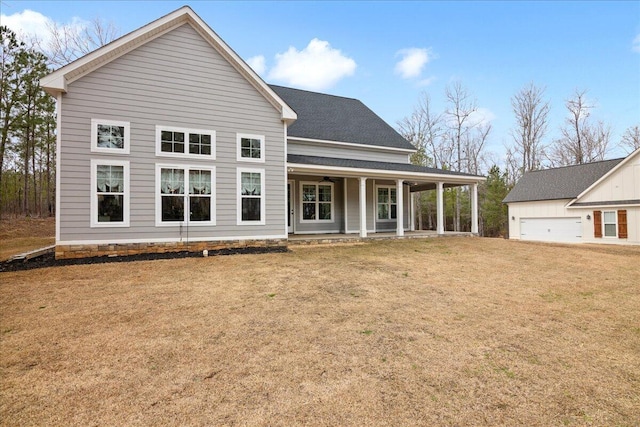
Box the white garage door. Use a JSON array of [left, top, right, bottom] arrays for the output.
[[520, 217, 582, 243]]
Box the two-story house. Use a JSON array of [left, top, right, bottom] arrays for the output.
[[41, 6, 485, 259]]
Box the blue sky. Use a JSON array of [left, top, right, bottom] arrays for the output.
[[2, 1, 639, 167]]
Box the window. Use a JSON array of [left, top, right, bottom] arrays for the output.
[[603, 211, 617, 237], [300, 182, 333, 222], [155, 126, 215, 159], [156, 164, 215, 226], [91, 119, 130, 154], [90, 159, 129, 227], [377, 187, 397, 221], [237, 168, 265, 225], [237, 133, 264, 162]]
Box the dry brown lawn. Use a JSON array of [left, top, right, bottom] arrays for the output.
[[1, 237, 639, 426], [0, 217, 55, 261]]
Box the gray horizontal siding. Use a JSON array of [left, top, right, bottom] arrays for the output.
[[288, 140, 410, 164], [58, 23, 286, 243]]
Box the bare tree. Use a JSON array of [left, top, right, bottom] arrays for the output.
[[397, 93, 444, 167], [548, 89, 611, 166], [445, 81, 478, 231], [620, 125, 640, 154], [508, 82, 549, 180], [39, 17, 119, 68], [465, 123, 492, 176]]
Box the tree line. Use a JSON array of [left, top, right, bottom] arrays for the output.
[[397, 82, 640, 238], [1, 21, 117, 219]]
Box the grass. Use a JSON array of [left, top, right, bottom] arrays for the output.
[[0, 216, 54, 261], [1, 232, 640, 426]]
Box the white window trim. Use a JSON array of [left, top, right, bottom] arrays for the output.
[[91, 119, 130, 154], [299, 181, 335, 223], [155, 163, 216, 227], [236, 133, 265, 163], [155, 125, 216, 160], [90, 159, 130, 228], [237, 167, 266, 226], [376, 185, 397, 222], [602, 210, 618, 238]]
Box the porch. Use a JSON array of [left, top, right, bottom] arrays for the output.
[[288, 230, 475, 245], [287, 154, 486, 239]]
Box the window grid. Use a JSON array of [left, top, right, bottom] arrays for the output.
[[377, 187, 397, 220], [157, 165, 214, 225], [300, 183, 333, 222]]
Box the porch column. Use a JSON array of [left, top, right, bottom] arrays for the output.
[[471, 183, 479, 235], [396, 179, 404, 236], [436, 181, 444, 235], [359, 177, 367, 237], [410, 191, 416, 231]]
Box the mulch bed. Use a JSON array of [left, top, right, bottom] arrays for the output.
[[0, 246, 289, 273]]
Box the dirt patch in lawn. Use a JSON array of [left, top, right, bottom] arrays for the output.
[[1, 238, 639, 426], [0, 216, 55, 261]]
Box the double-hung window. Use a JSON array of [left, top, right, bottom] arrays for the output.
[[91, 119, 130, 154], [377, 186, 397, 220], [156, 164, 215, 226], [300, 182, 333, 222], [603, 211, 617, 237], [156, 126, 215, 159], [237, 134, 265, 162], [90, 159, 130, 227], [237, 168, 265, 225]]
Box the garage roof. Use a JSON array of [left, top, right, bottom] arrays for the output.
[[503, 158, 624, 203]]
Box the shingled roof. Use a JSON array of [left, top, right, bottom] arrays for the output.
[[503, 158, 624, 203], [270, 85, 415, 151], [288, 154, 483, 178]]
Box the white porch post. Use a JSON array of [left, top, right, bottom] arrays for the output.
[[410, 191, 416, 231], [359, 177, 367, 237], [471, 182, 479, 235], [436, 181, 444, 235], [396, 179, 404, 236]]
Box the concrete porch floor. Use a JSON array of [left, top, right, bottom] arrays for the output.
[[287, 230, 475, 245]]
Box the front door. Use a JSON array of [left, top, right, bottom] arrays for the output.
[[287, 180, 294, 233]]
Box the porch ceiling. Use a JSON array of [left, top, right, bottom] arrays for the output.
[[287, 154, 484, 187]]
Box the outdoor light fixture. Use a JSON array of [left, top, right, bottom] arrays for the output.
[[586, 214, 591, 220], [511, 216, 515, 220]]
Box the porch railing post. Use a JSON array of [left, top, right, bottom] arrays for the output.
[[471, 182, 479, 235], [359, 177, 367, 238], [396, 179, 404, 236], [437, 182, 444, 235]]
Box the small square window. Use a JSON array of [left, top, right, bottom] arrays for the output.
[[91, 119, 130, 154], [237, 134, 265, 162]]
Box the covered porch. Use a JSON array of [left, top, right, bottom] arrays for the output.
[[286, 155, 485, 238]]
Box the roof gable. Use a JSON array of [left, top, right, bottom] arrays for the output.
[[503, 158, 624, 203], [40, 6, 296, 122], [571, 147, 640, 205], [270, 85, 415, 151]]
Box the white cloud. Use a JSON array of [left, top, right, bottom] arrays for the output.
[[633, 34, 640, 53], [1, 9, 88, 47], [246, 55, 266, 75], [1, 9, 53, 43], [268, 38, 356, 91], [468, 107, 496, 127], [395, 48, 431, 79]]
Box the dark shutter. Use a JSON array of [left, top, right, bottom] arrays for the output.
[[618, 210, 628, 239], [593, 210, 602, 238]]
